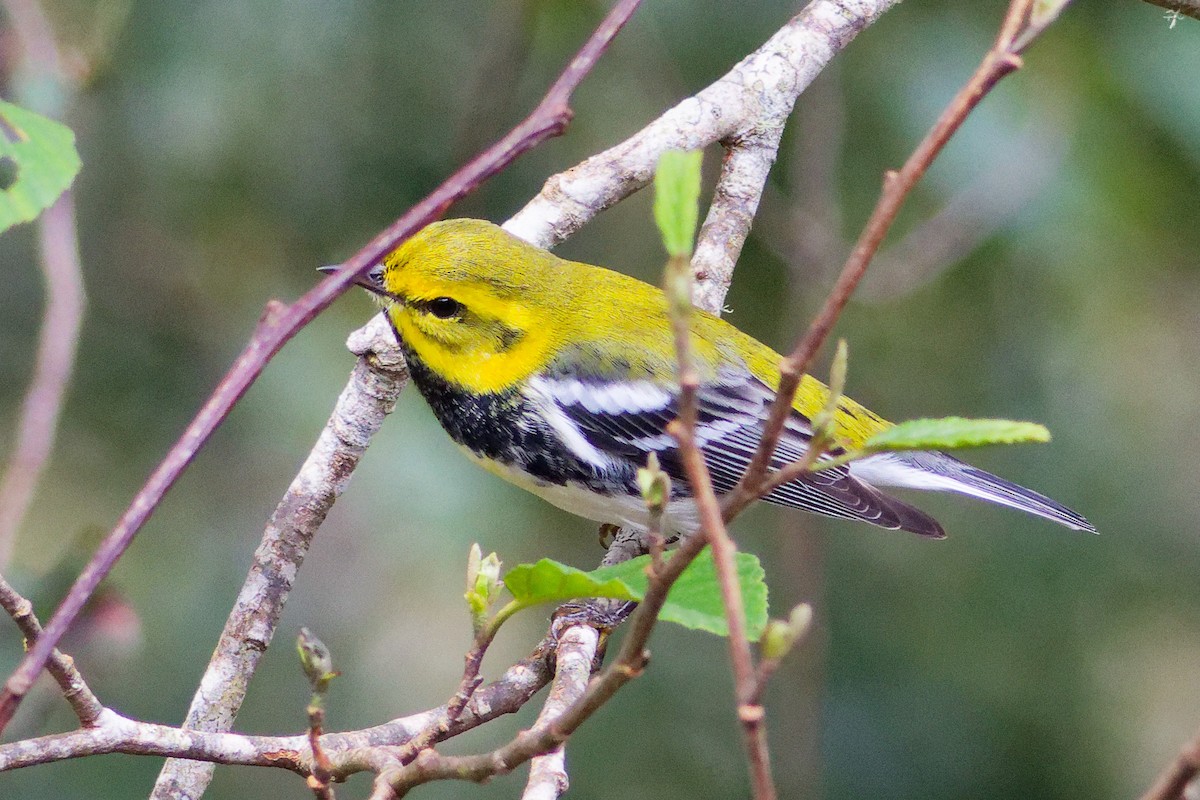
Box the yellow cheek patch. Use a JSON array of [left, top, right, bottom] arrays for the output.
[[391, 308, 555, 395]]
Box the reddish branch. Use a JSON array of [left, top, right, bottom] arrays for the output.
[[664, 241, 771, 796], [667, 419, 773, 798], [674, 2, 1069, 797], [1139, 725, 1200, 800], [0, 576, 101, 727], [372, 515, 721, 798], [1141, 0, 1200, 20], [721, 0, 1038, 521], [0, 0, 1113, 796], [0, 0, 644, 735]]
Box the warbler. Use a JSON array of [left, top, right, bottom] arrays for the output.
[[334, 218, 1093, 539]]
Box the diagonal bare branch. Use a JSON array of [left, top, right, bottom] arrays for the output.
[[0, 575, 101, 727], [0, 0, 644, 738]]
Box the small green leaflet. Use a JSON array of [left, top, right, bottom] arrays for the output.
[[861, 417, 1051, 454], [504, 559, 637, 605], [0, 100, 82, 235], [503, 548, 768, 640], [1031, 0, 1073, 31], [653, 149, 703, 258]]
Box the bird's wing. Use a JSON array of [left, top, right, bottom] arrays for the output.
[[529, 366, 944, 538]]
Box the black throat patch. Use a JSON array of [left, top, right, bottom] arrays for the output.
[[402, 351, 638, 495]]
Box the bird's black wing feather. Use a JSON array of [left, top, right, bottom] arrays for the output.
[[532, 367, 944, 538]]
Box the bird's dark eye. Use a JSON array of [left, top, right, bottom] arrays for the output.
[[427, 297, 463, 319]]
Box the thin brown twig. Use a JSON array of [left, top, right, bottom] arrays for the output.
[[746, 605, 812, 708], [672, 1, 1063, 794], [0, 575, 102, 727], [1139, 724, 1200, 800], [375, 501, 721, 797], [1138, 0, 1200, 22], [0, 0, 644, 736], [393, 618, 498, 764], [666, 237, 773, 796], [752, 435, 835, 502], [667, 420, 774, 798], [306, 700, 335, 800], [720, 0, 1037, 522]]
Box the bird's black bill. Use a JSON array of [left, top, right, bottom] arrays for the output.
[[317, 263, 398, 301]]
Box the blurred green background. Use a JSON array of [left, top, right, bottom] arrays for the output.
[[2, 0, 1199, 798]]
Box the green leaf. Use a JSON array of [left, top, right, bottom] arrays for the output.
[[0, 100, 81, 234], [501, 549, 769, 640], [760, 603, 813, 661], [296, 627, 338, 692], [653, 149, 703, 258], [861, 417, 1051, 454], [592, 548, 769, 639], [503, 558, 638, 606]]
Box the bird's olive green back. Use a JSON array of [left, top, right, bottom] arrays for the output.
[[381, 219, 891, 448]]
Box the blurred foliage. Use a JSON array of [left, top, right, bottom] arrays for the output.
[[0, 100, 81, 232], [1, 1, 1199, 798]]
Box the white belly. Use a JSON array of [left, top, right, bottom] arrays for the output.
[[462, 448, 700, 535]]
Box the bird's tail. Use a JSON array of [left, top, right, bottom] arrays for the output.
[[850, 451, 1096, 533]]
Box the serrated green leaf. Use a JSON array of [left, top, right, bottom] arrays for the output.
[[592, 548, 768, 639], [653, 149, 703, 258], [861, 417, 1051, 454], [0, 100, 81, 234], [503, 558, 637, 605]]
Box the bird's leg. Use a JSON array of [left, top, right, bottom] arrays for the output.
[[547, 525, 649, 658]]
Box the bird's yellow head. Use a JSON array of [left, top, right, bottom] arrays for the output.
[[372, 219, 572, 394]]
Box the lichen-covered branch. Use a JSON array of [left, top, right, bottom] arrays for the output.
[[0, 649, 553, 775], [149, 333, 408, 799], [505, 0, 903, 252], [521, 625, 599, 800], [691, 133, 785, 314], [0, 576, 101, 727], [0, 0, 643, 735], [722, 0, 1049, 519]]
